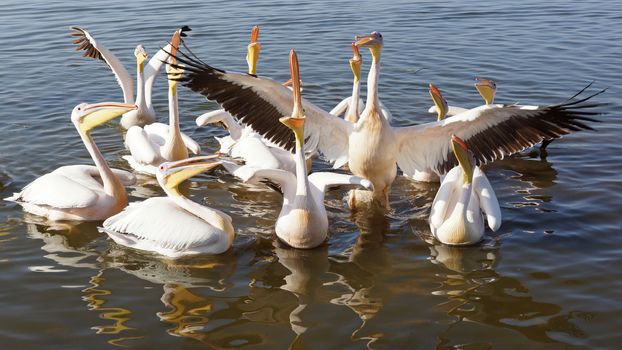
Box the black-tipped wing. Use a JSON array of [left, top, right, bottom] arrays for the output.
[[396, 87, 604, 175], [169, 48, 352, 160], [70, 26, 134, 103]]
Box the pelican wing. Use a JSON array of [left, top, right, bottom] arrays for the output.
[[308, 172, 373, 194], [8, 173, 99, 208], [428, 105, 469, 117], [429, 167, 462, 229], [169, 48, 352, 164], [330, 97, 351, 116], [55, 165, 136, 186], [103, 197, 220, 251], [396, 88, 603, 175], [232, 165, 296, 198], [473, 167, 501, 231], [125, 126, 161, 165], [70, 26, 134, 104]]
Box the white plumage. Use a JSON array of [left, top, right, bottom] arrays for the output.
[[429, 165, 501, 245], [102, 156, 235, 258], [103, 197, 232, 257]]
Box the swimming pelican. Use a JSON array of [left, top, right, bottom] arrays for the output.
[[169, 30, 602, 205], [5, 102, 138, 221], [329, 43, 391, 123], [195, 26, 312, 173], [429, 134, 501, 245], [70, 25, 192, 129], [123, 28, 201, 175], [233, 50, 373, 249], [102, 155, 234, 258], [427, 77, 494, 117]]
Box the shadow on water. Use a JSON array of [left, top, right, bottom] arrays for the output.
[[427, 240, 587, 348]]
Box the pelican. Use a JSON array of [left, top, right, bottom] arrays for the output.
[[70, 26, 190, 128], [233, 50, 373, 249], [5, 102, 137, 221], [102, 155, 234, 258], [429, 135, 501, 245], [122, 28, 201, 175], [329, 43, 391, 123], [412, 83, 448, 182], [427, 77, 494, 117], [195, 26, 312, 173], [170, 30, 602, 206]]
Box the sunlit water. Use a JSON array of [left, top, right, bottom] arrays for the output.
[[1, 0, 621, 349]]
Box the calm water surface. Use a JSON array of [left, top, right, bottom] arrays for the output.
[[1, 1, 621, 349]]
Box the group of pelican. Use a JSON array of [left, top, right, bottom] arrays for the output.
[[4, 25, 603, 258]]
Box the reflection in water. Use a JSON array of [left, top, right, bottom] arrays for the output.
[[82, 270, 138, 342], [429, 241, 586, 347], [100, 246, 241, 348], [23, 218, 100, 270], [488, 153, 558, 208], [275, 243, 329, 347], [332, 202, 391, 346]]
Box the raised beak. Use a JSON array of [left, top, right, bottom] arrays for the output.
[[160, 155, 223, 194], [451, 134, 474, 184], [169, 29, 182, 66], [250, 25, 260, 44], [349, 42, 362, 81], [80, 102, 137, 134], [429, 83, 448, 121], [288, 49, 304, 120], [474, 77, 496, 105], [246, 25, 261, 75], [354, 33, 381, 47]]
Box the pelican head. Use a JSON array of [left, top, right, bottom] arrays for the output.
[[246, 25, 261, 76], [451, 134, 475, 184], [167, 28, 185, 92], [355, 31, 383, 62], [475, 77, 496, 105], [72, 102, 137, 137], [134, 45, 148, 72], [279, 49, 305, 148], [429, 83, 448, 121], [349, 42, 362, 82], [157, 155, 222, 196]]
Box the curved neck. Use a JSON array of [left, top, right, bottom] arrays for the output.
[[362, 55, 380, 119], [162, 86, 188, 160], [294, 138, 310, 200], [162, 184, 234, 243], [135, 64, 148, 111], [75, 125, 126, 201], [221, 112, 243, 141], [345, 78, 360, 123]]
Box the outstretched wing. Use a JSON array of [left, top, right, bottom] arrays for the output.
[[144, 26, 192, 110], [168, 46, 352, 164], [396, 87, 604, 175], [70, 26, 134, 103]]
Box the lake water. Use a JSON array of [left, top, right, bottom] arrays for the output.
[[1, 0, 621, 349]]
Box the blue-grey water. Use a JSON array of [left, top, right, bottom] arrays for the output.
[[1, 1, 621, 349]]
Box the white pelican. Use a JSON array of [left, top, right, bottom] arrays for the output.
[[5, 102, 138, 221], [233, 50, 373, 249], [102, 155, 234, 258], [429, 134, 501, 245], [428, 77, 494, 117], [169, 30, 602, 205], [123, 28, 201, 175], [195, 26, 312, 173], [70, 25, 191, 129], [329, 43, 392, 123], [412, 83, 448, 182]]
